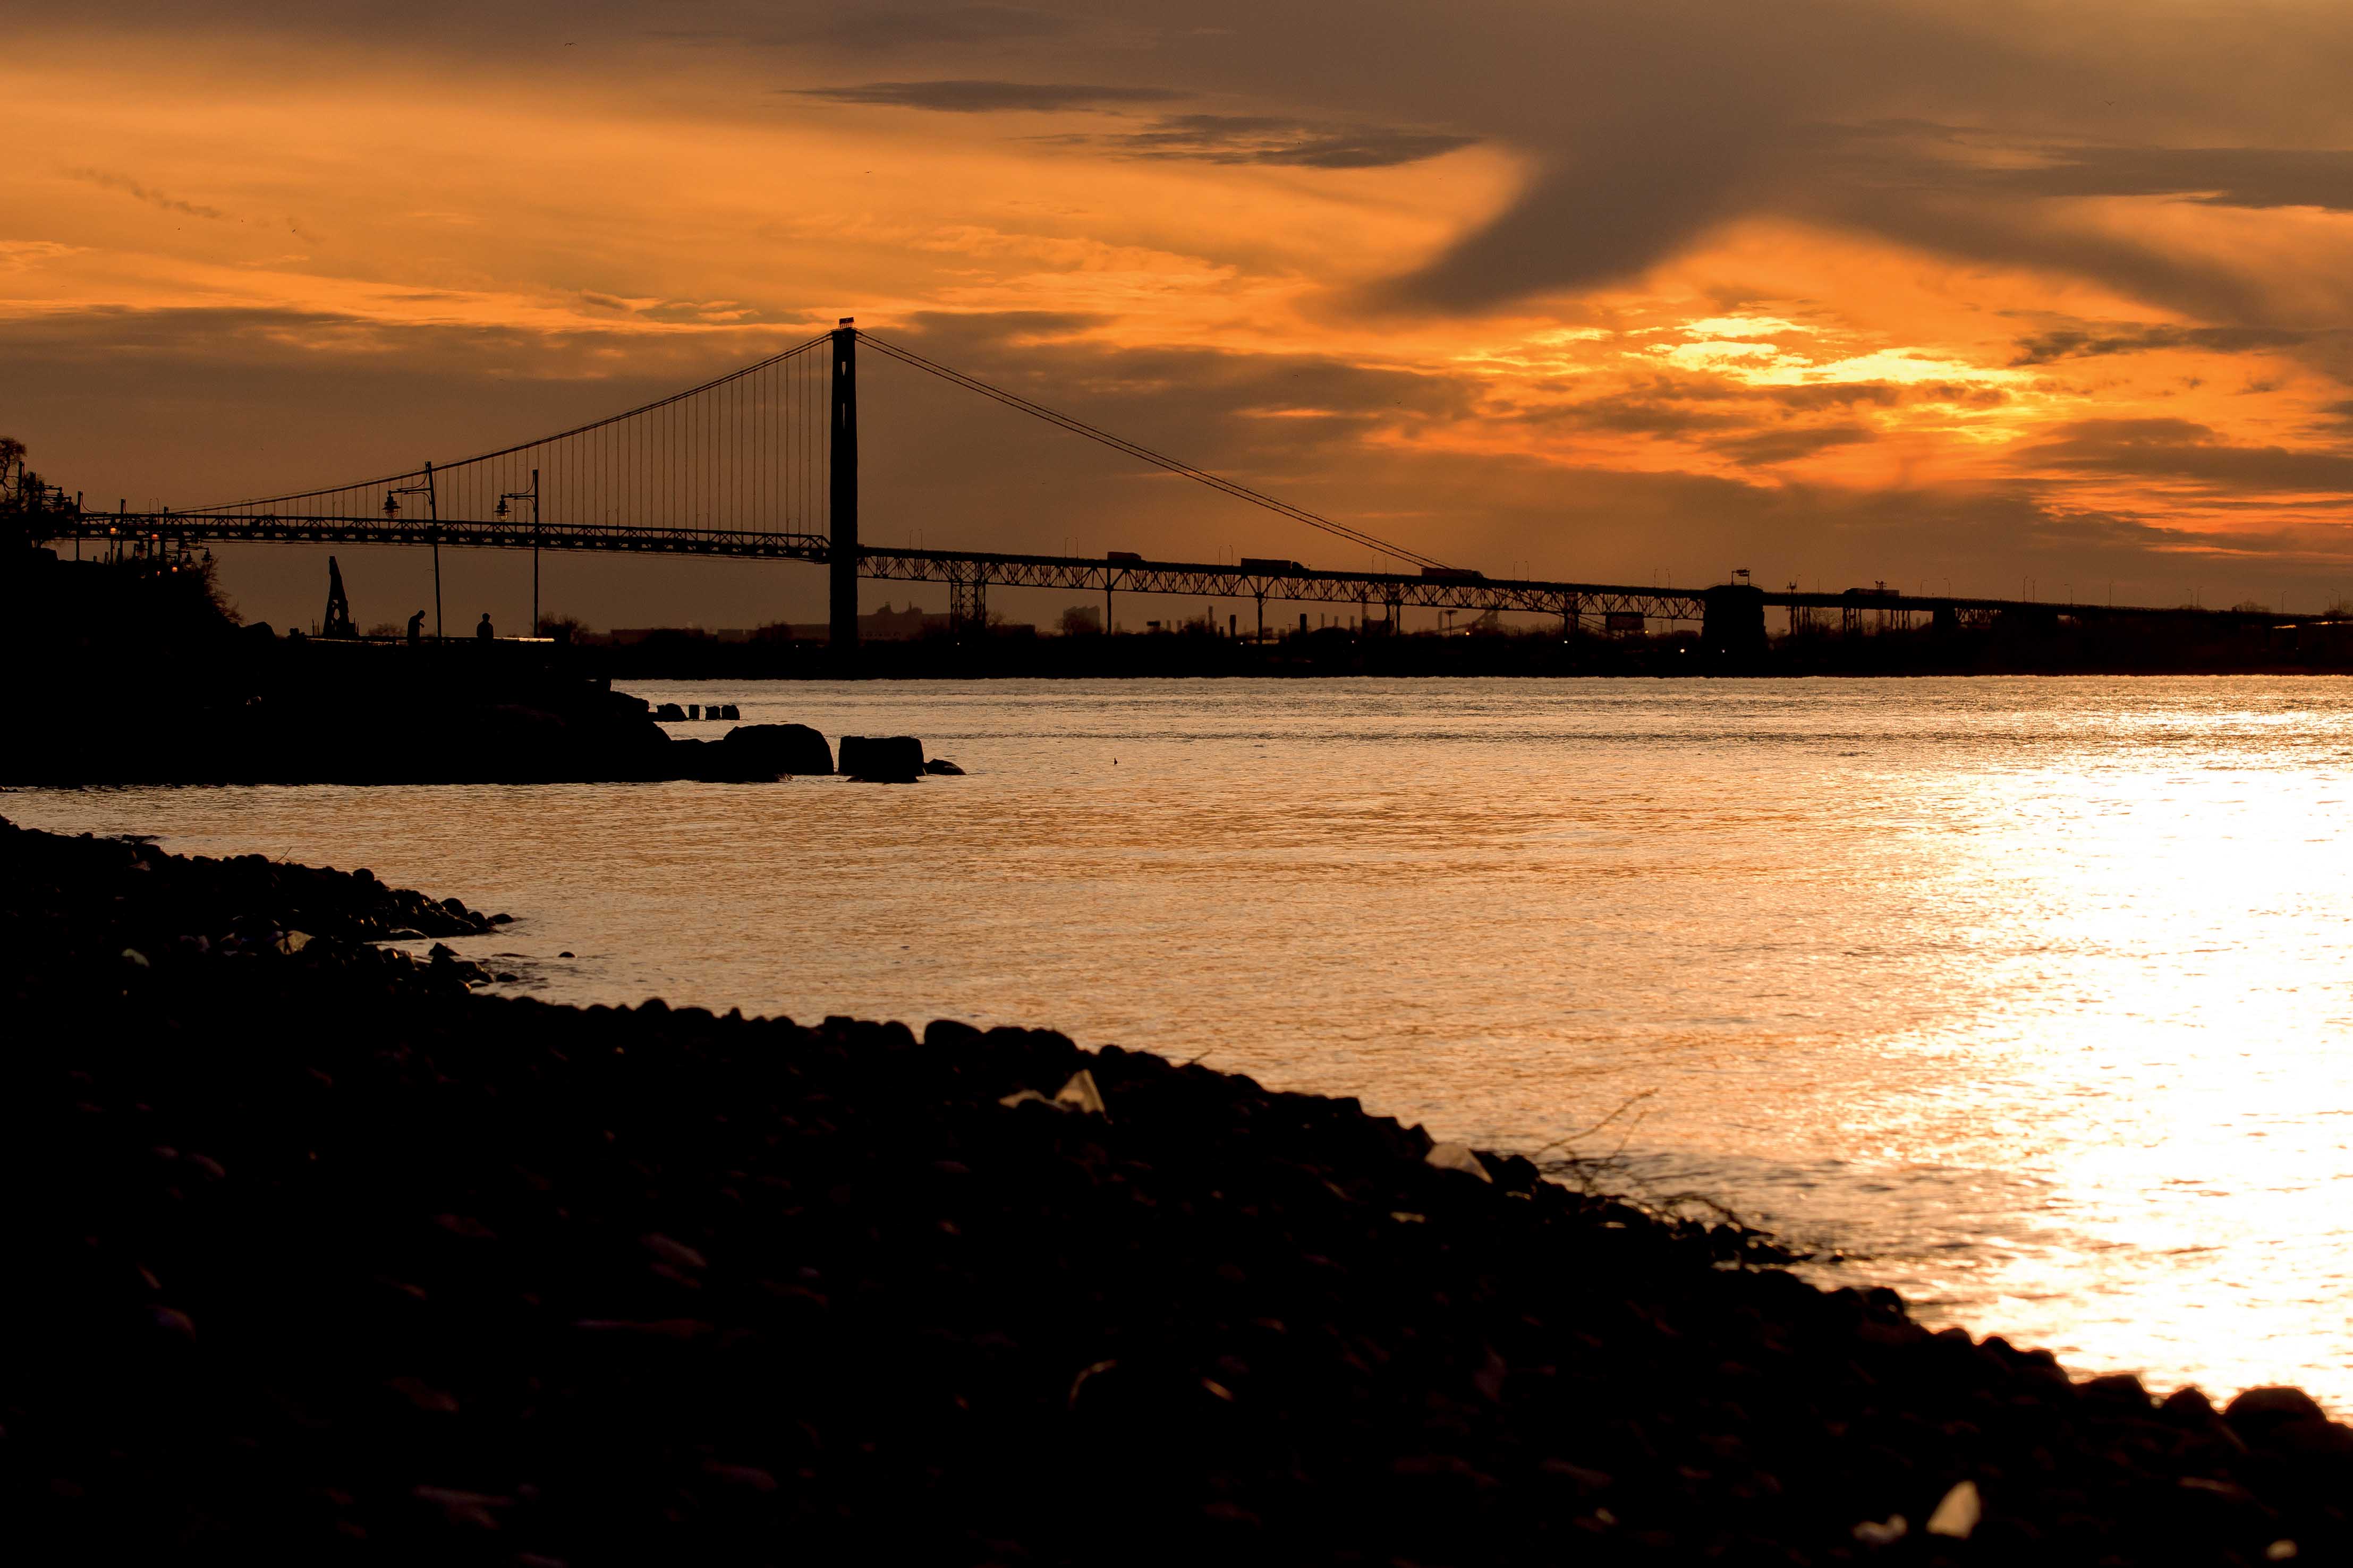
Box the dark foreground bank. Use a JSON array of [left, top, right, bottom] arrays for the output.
[[6, 820, 2350, 1565], [3, 549, 950, 785]]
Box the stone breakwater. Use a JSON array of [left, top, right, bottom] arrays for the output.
[[4, 819, 2351, 1565]]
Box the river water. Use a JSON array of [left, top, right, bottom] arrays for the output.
[[14, 676, 2353, 1410]]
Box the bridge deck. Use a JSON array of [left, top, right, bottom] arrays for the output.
[[47, 513, 2303, 627]]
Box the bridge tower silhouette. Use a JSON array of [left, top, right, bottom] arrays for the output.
[[829, 318, 857, 652]]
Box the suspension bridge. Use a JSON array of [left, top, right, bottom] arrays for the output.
[[36, 320, 2304, 649]]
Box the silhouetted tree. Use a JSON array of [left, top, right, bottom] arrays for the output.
[[0, 437, 24, 496]]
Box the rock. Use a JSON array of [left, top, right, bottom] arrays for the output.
[[1425, 1142, 1493, 1182], [1853, 1515, 1908, 1546], [2227, 1386, 2330, 1439], [838, 734, 925, 782], [715, 722, 834, 778], [998, 1070, 1108, 1118], [23, 813, 2353, 1565], [923, 758, 966, 775], [1924, 1479, 1981, 1539]]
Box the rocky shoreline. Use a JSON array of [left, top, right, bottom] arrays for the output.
[[6, 816, 2350, 1564]]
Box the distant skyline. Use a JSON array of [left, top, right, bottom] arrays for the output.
[[17, 1, 2353, 630]]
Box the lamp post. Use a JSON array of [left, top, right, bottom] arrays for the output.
[[385, 463, 441, 636], [497, 467, 540, 635]]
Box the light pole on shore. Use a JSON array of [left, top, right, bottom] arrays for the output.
[[497, 468, 540, 635], [385, 464, 441, 636]]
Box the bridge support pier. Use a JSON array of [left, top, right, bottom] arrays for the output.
[[1701, 583, 1768, 658], [949, 569, 986, 640]]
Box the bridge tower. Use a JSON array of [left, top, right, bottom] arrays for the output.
[[830, 318, 858, 652]]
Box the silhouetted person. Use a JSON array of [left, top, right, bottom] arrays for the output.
[[476, 612, 494, 641], [407, 610, 426, 645]]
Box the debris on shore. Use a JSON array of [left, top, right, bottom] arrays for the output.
[[4, 816, 2347, 1564]]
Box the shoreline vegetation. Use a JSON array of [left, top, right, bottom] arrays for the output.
[[4, 549, 898, 786], [9, 815, 2353, 1563], [15, 540, 2352, 789]]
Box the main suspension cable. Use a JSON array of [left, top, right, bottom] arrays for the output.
[[858, 331, 1447, 570], [188, 328, 836, 514]]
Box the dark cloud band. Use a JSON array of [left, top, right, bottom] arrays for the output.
[[792, 80, 1182, 112]]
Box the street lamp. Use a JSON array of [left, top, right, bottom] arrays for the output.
[[386, 462, 441, 637], [497, 467, 541, 635]]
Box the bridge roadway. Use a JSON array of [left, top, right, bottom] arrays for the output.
[[49, 511, 2304, 630]]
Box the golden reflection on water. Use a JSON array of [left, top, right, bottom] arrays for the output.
[[14, 676, 2353, 1409]]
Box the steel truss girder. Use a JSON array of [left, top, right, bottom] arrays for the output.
[[61, 514, 829, 560], [55, 515, 1713, 624], [851, 547, 1709, 623], [47, 515, 2299, 627]]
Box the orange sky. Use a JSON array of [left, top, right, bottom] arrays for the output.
[[14, 2, 2353, 630]]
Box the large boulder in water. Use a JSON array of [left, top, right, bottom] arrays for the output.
[[716, 722, 834, 778], [838, 734, 925, 782]]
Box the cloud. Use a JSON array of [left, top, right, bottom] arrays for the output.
[[789, 87, 1477, 169], [1509, 385, 1749, 437], [1506, 374, 1965, 440], [1057, 114, 1478, 169], [2010, 323, 2321, 364], [0, 240, 86, 272], [814, 4, 1075, 49], [1301, 5, 2353, 322], [1762, 382, 1906, 411], [63, 167, 229, 221], [1987, 146, 2353, 211], [2021, 418, 2353, 492], [1706, 424, 1878, 467], [792, 79, 1182, 113]]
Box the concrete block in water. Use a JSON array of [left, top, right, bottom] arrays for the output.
[[838, 734, 925, 781], [716, 722, 834, 777]]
